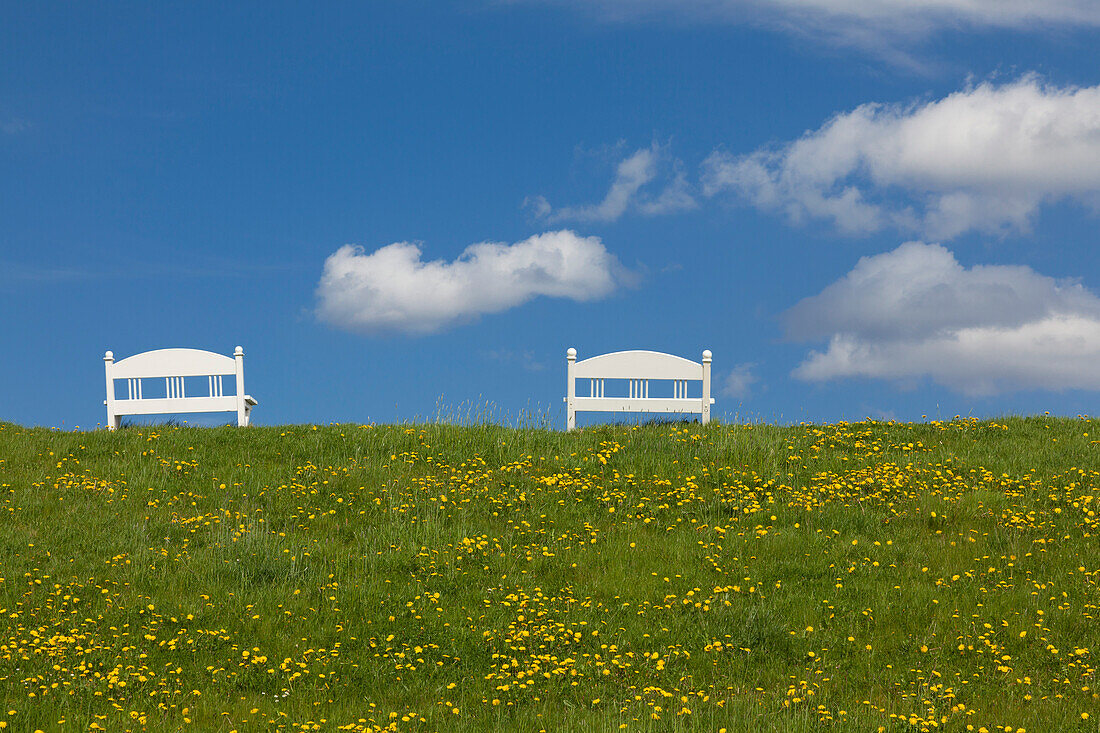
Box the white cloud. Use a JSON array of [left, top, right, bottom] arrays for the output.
[[1, 118, 29, 135], [703, 76, 1100, 239], [531, 144, 697, 223], [786, 241, 1100, 395], [481, 348, 547, 372], [513, 0, 1100, 51], [722, 363, 759, 399], [316, 230, 625, 335]]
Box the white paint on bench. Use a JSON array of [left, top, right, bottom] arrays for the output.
[[103, 346, 258, 429], [565, 348, 713, 431]]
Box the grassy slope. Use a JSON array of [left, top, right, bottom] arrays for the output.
[[0, 417, 1098, 732]]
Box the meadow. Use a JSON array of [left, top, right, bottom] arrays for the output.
[[0, 416, 1097, 732]]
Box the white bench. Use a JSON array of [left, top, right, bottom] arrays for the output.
[[103, 346, 257, 429], [565, 348, 713, 431]]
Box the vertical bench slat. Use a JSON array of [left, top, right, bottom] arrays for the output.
[[166, 376, 184, 399]]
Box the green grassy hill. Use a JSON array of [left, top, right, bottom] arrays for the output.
[[0, 418, 1097, 732]]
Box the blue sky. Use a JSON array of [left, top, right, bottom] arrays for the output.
[[4, 1, 1100, 428]]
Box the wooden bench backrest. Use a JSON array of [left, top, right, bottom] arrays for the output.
[[104, 347, 250, 428], [108, 348, 237, 379], [565, 348, 712, 430]]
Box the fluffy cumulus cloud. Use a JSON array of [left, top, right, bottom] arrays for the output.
[[703, 77, 1100, 239], [528, 143, 696, 224], [786, 242, 1100, 395], [316, 230, 624, 335]]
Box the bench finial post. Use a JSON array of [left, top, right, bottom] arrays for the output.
[[701, 349, 712, 425], [566, 348, 576, 432], [104, 350, 120, 430], [234, 346, 247, 427]]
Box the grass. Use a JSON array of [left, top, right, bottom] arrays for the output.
[[0, 416, 1097, 732]]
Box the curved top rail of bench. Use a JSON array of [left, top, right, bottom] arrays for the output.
[[573, 350, 705, 380], [106, 348, 239, 379]]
